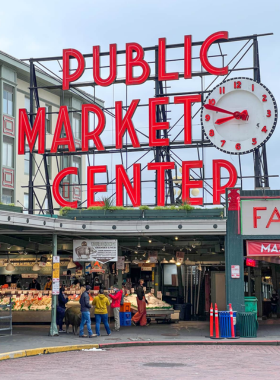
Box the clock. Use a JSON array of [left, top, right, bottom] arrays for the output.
[[201, 77, 278, 154]]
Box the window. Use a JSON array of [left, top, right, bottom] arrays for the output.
[[46, 105, 52, 133], [24, 145, 30, 175], [73, 114, 81, 140], [2, 189, 13, 205], [24, 193, 29, 214], [25, 96, 30, 113], [46, 155, 51, 179], [3, 84, 13, 116], [2, 137, 13, 168], [72, 157, 80, 184]]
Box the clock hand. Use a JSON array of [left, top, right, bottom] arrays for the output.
[[204, 104, 235, 115], [215, 111, 249, 125], [215, 116, 235, 125]]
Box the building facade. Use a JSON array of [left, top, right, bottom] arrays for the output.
[[0, 51, 104, 213]]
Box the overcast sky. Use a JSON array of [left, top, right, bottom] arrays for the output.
[[1, 0, 279, 206]]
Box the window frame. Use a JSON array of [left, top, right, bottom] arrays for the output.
[[3, 83, 14, 117]]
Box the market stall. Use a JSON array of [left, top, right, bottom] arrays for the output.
[[124, 293, 179, 323]]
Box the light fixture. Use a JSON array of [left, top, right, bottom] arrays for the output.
[[32, 255, 40, 271], [161, 258, 168, 264], [148, 239, 152, 243], [6, 259, 15, 272], [175, 236, 178, 240], [137, 238, 141, 248], [176, 262, 181, 266], [162, 245, 166, 252], [134, 250, 138, 254], [132, 257, 140, 264], [169, 257, 176, 263], [124, 259, 131, 264], [67, 258, 76, 269]]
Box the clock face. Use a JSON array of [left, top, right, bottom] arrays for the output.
[[201, 77, 278, 154]]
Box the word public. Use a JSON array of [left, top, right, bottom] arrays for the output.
[[18, 31, 238, 209]]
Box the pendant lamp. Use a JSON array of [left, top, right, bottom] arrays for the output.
[[32, 256, 40, 271], [6, 258, 15, 272], [67, 258, 76, 269]]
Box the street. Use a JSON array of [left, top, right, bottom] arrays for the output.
[[0, 345, 279, 380]]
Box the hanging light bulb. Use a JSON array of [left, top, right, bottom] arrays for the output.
[[67, 258, 76, 269], [161, 258, 168, 264], [137, 238, 141, 248], [32, 255, 40, 271], [169, 257, 176, 264], [148, 239, 152, 243], [6, 258, 15, 272], [175, 236, 178, 240], [162, 245, 166, 252], [176, 261, 181, 266]]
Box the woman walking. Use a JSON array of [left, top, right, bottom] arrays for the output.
[[92, 289, 111, 336]]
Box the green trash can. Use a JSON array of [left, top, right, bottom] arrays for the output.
[[244, 297, 258, 320], [237, 312, 258, 337]]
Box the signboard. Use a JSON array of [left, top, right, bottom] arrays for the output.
[[73, 239, 118, 263], [241, 199, 280, 235], [90, 261, 105, 273], [52, 256, 60, 295], [245, 258, 258, 267], [246, 240, 280, 256], [21, 274, 38, 279], [231, 265, 240, 279], [176, 251, 185, 264], [116, 257, 125, 270], [141, 266, 153, 271]]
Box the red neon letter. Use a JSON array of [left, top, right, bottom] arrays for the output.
[[266, 207, 280, 228], [51, 106, 76, 153], [200, 31, 229, 76], [184, 35, 192, 79], [18, 108, 45, 154], [181, 161, 203, 205], [148, 162, 175, 206], [158, 38, 179, 81], [126, 43, 150, 85], [115, 100, 140, 149], [149, 97, 169, 147], [82, 104, 105, 151], [62, 49, 85, 90], [93, 44, 117, 86], [253, 207, 267, 228], [213, 159, 237, 204], [174, 95, 201, 144], [87, 166, 107, 207], [116, 164, 141, 207], [53, 167, 78, 208]]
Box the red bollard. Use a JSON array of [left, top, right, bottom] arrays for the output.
[[210, 303, 214, 337], [215, 303, 219, 338], [229, 303, 235, 338]]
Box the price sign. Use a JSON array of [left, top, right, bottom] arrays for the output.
[[52, 256, 60, 295]]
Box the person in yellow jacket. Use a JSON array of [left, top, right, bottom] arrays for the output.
[[44, 277, 52, 290], [92, 289, 111, 336]]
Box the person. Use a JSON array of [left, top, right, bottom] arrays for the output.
[[125, 278, 132, 292], [92, 276, 103, 290], [79, 285, 96, 338], [29, 278, 41, 290], [132, 279, 149, 327], [108, 286, 123, 331], [93, 289, 111, 336], [44, 276, 52, 290], [271, 291, 279, 315], [57, 286, 68, 333]]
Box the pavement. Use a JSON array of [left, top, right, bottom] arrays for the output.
[[1, 319, 280, 358], [1, 345, 280, 379]]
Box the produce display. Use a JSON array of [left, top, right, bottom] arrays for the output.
[[124, 293, 172, 310], [0, 294, 52, 311]]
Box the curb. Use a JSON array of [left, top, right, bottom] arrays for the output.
[[0, 344, 99, 362], [99, 340, 280, 348], [1, 339, 280, 361]]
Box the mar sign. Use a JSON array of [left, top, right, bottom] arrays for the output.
[[18, 32, 278, 210]]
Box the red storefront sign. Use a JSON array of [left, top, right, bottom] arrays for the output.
[[246, 240, 280, 256]]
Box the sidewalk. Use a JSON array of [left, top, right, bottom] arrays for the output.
[[1, 320, 280, 356]]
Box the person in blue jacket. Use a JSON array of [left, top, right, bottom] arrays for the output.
[[57, 286, 68, 333]]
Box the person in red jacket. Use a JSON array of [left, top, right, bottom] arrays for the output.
[[108, 286, 123, 331]]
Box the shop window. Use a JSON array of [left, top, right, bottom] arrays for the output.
[[3, 84, 14, 116], [23, 193, 29, 214], [2, 189, 13, 204], [73, 113, 81, 140], [2, 136, 13, 168], [46, 105, 52, 133], [164, 264, 178, 285]]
